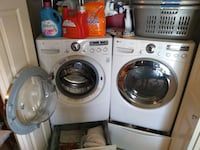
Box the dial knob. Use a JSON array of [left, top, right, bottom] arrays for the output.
[[146, 44, 156, 54], [71, 42, 80, 51]]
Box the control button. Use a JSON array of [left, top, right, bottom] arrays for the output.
[[96, 48, 101, 52], [157, 52, 161, 56], [65, 49, 70, 53], [181, 54, 187, 59], [103, 47, 108, 52], [90, 48, 95, 53], [166, 53, 171, 57], [146, 44, 156, 54], [174, 54, 179, 58]]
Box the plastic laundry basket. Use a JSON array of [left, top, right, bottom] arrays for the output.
[[131, 0, 200, 39]]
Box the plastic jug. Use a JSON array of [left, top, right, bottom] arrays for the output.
[[84, 0, 106, 37], [40, 1, 62, 37], [62, 6, 89, 39]]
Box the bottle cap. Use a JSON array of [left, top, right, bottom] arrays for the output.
[[79, 6, 86, 13], [44, 2, 51, 8]]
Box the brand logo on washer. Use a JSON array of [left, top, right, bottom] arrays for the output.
[[71, 42, 80, 51]]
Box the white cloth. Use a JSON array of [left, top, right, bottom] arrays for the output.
[[84, 126, 106, 148]]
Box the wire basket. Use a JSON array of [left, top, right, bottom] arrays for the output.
[[132, 4, 200, 39]]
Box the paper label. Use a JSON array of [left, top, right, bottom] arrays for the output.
[[42, 20, 58, 36], [63, 20, 76, 27], [88, 17, 99, 25]]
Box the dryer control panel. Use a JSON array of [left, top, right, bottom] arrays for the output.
[[145, 43, 192, 61], [114, 38, 195, 63]]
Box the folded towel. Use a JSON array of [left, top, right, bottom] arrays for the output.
[[84, 126, 106, 148]]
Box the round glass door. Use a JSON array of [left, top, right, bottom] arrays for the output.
[[6, 67, 57, 134], [55, 60, 99, 99], [118, 59, 177, 108]]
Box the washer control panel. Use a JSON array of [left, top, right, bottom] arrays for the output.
[[62, 39, 111, 55], [88, 40, 109, 54]]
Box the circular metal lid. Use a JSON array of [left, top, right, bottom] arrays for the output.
[[132, 0, 200, 5]]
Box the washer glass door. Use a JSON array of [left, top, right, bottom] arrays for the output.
[[118, 59, 177, 108], [6, 67, 57, 134]]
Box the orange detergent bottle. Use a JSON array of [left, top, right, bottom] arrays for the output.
[[84, 0, 106, 37], [62, 6, 89, 39]]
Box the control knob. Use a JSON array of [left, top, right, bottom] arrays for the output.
[[146, 44, 156, 54], [71, 42, 80, 51]]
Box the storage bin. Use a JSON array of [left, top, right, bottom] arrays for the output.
[[108, 123, 171, 150], [131, 1, 200, 39], [48, 121, 116, 150], [132, 0, 200, 5]]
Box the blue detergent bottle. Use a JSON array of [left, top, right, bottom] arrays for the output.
[[40, 1, 62, 37]]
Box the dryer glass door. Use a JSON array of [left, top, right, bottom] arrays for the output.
[[118, 59, 177, 108], [55, 59, 99, 99], [6, 67, 57, 134]]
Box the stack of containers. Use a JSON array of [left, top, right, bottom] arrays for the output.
[[131, 0, 200, 39], [61, 0, 106, 38], [40, 0, 106, 38]]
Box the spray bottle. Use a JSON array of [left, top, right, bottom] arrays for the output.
[[123, 5, 134, 37]]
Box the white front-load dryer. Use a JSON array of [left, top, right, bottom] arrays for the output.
[[36, 36, 112, 125], [110, 37, 195, 133]]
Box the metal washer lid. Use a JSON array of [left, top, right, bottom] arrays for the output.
[[131, 0, 200, 5]]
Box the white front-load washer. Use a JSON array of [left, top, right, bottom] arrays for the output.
[[36, 36, 112, 125], [110, 37, 195, 133]]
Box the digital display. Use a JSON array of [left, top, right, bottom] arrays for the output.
[[180, 46, 190, 51], [166, 45, 189, 51], [89, 40, 109, 46]]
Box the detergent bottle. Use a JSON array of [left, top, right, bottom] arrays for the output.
[[79, 5, 89, 38], [62, 4, 89, 38], [40, 1, 62, 37], [84, 0, 106, 37]]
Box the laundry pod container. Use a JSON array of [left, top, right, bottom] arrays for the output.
[[131, 0, 200, 39]]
